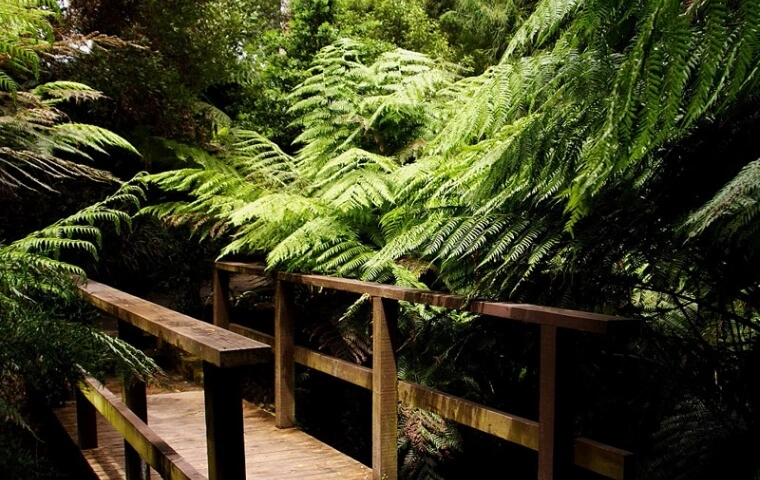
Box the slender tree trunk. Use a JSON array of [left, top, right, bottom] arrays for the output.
[[280, 0, 291, 33], [279, 0, 291, 54]]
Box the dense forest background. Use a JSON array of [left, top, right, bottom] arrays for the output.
[[2, 0, 760, 478]]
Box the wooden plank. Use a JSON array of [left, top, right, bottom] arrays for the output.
[[123, 377, 149, 480], [274, 280, 296, 428], [269, 273, 635, 335], [119, 320, 150, 480], [230, 323, 274, 348], [230, 323, 373, 389], [214, 261, 267, 276], [538, 325, 573, 480], [399, 382, 635, 478], [63, 386, 625, 480], [76, 388, 98, 449], [146, 391, 371, 480], [230, 324, 274, 346], [296, 346, 373, 390], [538, 325, 558, 480], [78, 279, 270, 367], [574, 438, 634, 480], [371, 297, 398, 480], [77, 377, 205, 480], [215, 262, 638, 334], [397, 381, 539, 450], [203, 361, 246, 480], [228, 324, 631, 479], [213, 269, 231, 329]]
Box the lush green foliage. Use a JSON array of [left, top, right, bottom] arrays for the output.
[[1, 4, 159, 475], [0, 182, 160, 429], [5, 0, 760, 477], [145, 0, 760, 477], [337, 0, 453, 59], [438, 0, 537, 71], [58, 0, 277, 143]]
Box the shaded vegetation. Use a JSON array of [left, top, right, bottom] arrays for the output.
[[3, 0, 760, 478]]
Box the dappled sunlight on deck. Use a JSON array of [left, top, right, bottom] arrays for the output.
[[54, 390, 371, 479]]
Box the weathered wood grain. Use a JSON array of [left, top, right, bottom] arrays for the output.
[[76, 387, 98, 449], [231, 324, 374, 389], [119, 319, 150, 480], [77, 377, 205, 480], [274, 279, 296, 428], [212, 263, 639, 479], [397, 381, 540, 450], [203, 362, 245, 480], [213, 262, 638, 334], [372, 297, 398, 480], [227, 322, 633, 479], [230, 323, 274, 346], [55, 390, 372, 480], [78, 280, 270, 367], [574, 438, 634, 480], [214, 261, 267, 276], [538, 325, 576, 480]]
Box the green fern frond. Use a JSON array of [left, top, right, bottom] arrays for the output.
[[31, 81, 104, 105], [503, 0, 584, 59], [50, 123, 140, 157], [685, 157, 760, 239]]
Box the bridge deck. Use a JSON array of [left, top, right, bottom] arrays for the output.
[[54, 390, 371, 480]]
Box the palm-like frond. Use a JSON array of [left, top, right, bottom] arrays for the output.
[[0, 85, 138, 192]]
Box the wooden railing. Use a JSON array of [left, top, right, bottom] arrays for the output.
[[213, 261, 640, 480], [74, 280, 271, 480]]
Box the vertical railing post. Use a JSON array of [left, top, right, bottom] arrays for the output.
[[75, 387, 97, 449], [119, 320, 150, 480], [372, 297, 399, 480], [204, 362, 246, 480], [274, 279, 296, 428], [213, 267, 231, 329], [537, 325, 572, 480]]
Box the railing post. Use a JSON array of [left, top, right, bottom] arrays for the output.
[[274, 279, 296, 428], [538, 325, 572, 480], [203, 361, 246, 480], [372, 297, 399, 480], [119, 320, 150, 480], [75, 388, 97, 449], [213, 267, 231, 329]]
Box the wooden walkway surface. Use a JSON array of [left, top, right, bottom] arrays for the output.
[[54, 390, 371, 480]]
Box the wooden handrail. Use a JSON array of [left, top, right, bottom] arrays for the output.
[[76, 278, 273, 480], [214, 261, 639, 480], [229, 323, 633, 479], [77, 377, 205, 480], [214, 261, 639, 334], [78, 279, 270, 367]]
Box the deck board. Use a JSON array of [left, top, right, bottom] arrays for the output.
[[54, 391, 371, 479]]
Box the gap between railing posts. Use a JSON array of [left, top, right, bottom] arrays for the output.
[[75, 278, 271, 480], [210, 261, 640, 480]]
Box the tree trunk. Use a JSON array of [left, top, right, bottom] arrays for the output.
[[280, 0, 291, 33]]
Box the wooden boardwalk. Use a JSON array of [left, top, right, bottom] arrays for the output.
[[54, 390, 371, 480]]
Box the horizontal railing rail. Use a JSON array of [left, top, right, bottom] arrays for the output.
[[76, 376, 205, 480], [75, 279, 271, 480], [215, 261, 639, 335], [213, 261, 638, 480]]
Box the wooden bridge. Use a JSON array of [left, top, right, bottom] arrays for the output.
[[54, 261, 640, 480]]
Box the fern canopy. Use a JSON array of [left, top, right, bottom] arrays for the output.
[[147, 0, 760, 299], [125, 0, 760, 477]]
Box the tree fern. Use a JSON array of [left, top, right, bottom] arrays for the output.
[[1, 179, 161, 446], [685, 157, 760, 242], [1, 85, 139, 192], [143, 5, 760, 476]]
